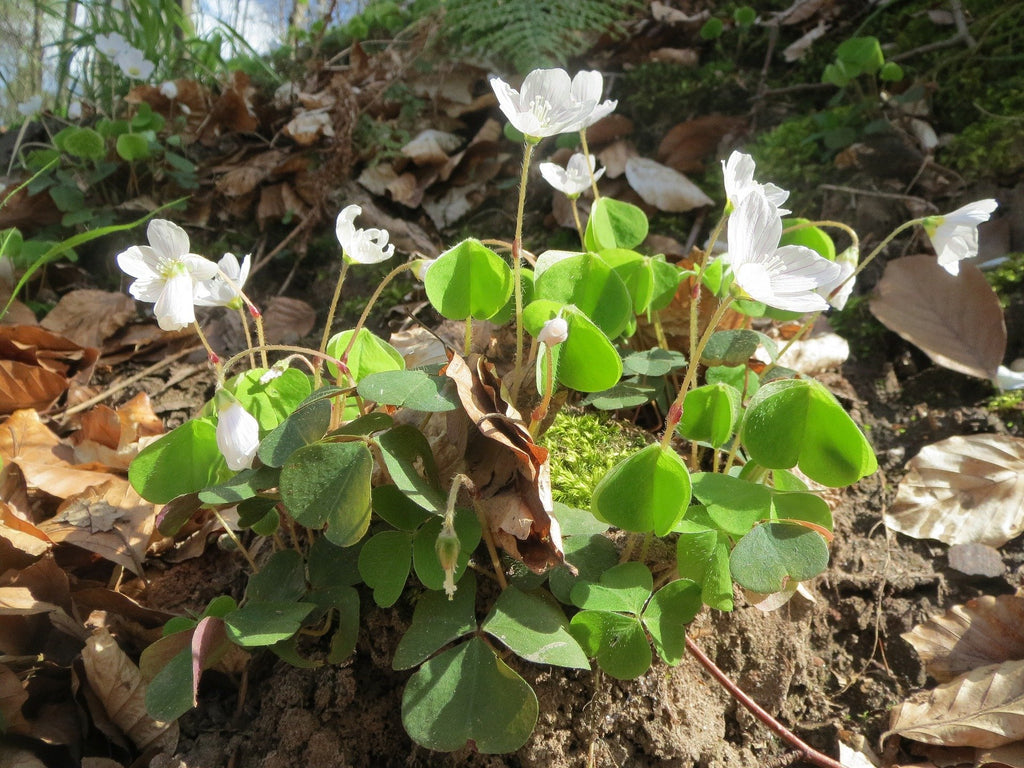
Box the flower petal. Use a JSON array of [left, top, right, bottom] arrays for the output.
[[147, 219, 190, 260], [116, 245, 160, 279], [153, 272, 196, 330]]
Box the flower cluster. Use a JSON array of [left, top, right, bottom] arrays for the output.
[[720, 153, 841, 313], [95, 31, 154, 81], [115, 219, 248, 331]]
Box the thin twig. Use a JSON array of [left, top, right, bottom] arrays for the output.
[[57, 344, 203, 419], [818, 184, 936, 210], [686, 636, 845, 768]]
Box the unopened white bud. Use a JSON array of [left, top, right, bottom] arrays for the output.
[[538, 317, 569, 347]]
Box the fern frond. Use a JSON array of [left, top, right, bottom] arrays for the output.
[[442, 0, 638, 74]]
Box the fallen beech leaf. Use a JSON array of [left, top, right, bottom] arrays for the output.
[[0, 326, 98, 414], [40, 290, 135, 350], [0, 746, 47, 768], [870, 256, 1006, 380], [0, 409, 122, 499], [885, 434, 1024, 547], [0, 662, 29, 735], [903, 595, 1024, 683], [584, 114, 634, 147], [657, 115, 747, 173], [261, 297, 317, 345], [72, 393, 163, 470], [597, 140, 638, 179], [885, 659, 1024, 749], [283, 109, 334, 146], [402, 129, 462, 165], [979, 742, 1024, 767], [40, 480, 156, 577], [948, 543, 1004, 578], [650, 1, 707, 23], [625, 157, 713, 212], [445, 353, 565, 572], [81, 628, 179, 753]]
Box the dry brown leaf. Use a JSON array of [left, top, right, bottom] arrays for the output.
[[71, 393, 163, 470], [583, 114, 634, 147], [625, 157, 713, 212], [0, 325, 99, 414], [649, 1, 707, 23], [0, 746, 48, 768], [40, 480, 155, 577], [40, 290, 135, 350], [886, 659, 1024, 749], [0, 294, 38, 327], [597, 140, 638, 179], [979, 742, 1024, 767], [445, 354, 564, 572], [657, 115, 747, 173], [260, 297, 317, 345], [783, 20, 829, 62], [0, 409, 122, 499], [402, 129, 462, 165], [257, 182, 307, 228], [0, 662, 29, 734], [903, 595, 1024, 683], [81, 628, 179, 753], [648, 48, 700, 66], [948, 543, 1004, 578], [885, 434, 1024, 547], [870, 256, 1005, 380]]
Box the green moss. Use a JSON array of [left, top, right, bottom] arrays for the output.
[[983, 253, 1024, 305], [986, 389, 1024, 415], [540, 410, 648, 509]]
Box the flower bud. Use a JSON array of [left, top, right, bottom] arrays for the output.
[[435, 521, 461, 599], [215, 392, 260, 471], [538, 316, 569, 347]]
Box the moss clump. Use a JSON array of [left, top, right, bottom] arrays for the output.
[[983, 252, 1024, 305], [541, 410, 648, 509], [986, 389, 1024, 416]]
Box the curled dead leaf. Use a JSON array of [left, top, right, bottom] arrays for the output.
[[40, 290, 135, 351], [0, 326, 98, 415], [445, 353, 565, 572]]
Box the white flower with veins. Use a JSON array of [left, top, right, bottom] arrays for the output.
[[724, 189, 842, 313], [216, 396, 260, 471], [722, 151, 790, 215], [116, 219, 218, 330], [489, 68, 616, 140], [194, 252, 251, 309], [923, 199, 998, 276], [539, 153, 604, 198], [814, 245, 858, 311], [335, 204, 395, 264]]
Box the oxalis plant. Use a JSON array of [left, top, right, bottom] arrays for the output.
[[122, 67, 996, 760]]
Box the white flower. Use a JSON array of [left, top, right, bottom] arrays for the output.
[[17, 95, 42, 117], [723, 151, 790, 214], [411, 258, 435, 282], [539, 153, 604, 198], [216, 398, 260, 471], [489, 68, 615, 140], [116, 219, 218, 330], [814, 245, 858, 311], [95, 32, 128, 58], [159, 80, 178, 100], [724, 189, 842, 313], [194, 252, 251, 309], [335, 204, 395, 264], [115, 47, 155, 80], [924, 199, 999, 276], [538, 316, 569, 347], [67, 100, 83, 120]]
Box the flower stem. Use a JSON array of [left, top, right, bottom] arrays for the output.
[[192, 322, 223, 381], [237, 307, 256, 369], [661, 297, 734, 449], [221, 344, 347, 383], [852, 217, 923, 283], [510, 141, 536, 406], [338, 261, 416, 364], [579, 129, 600, 201], [319, 259, 351, 358], [570, 197, 585, 245], [528, 344, 555, 438]]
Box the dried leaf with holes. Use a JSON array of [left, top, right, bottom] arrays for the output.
[[885, 434, 1024, 547], [444, 353, 565, 572], [903, 595, 1024, 683]]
